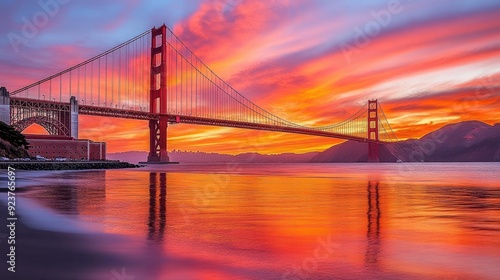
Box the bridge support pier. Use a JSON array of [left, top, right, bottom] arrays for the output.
[[146, 25, 172, 164], [147, 118, 170, 162], [368, 142, 379, 162], [0, 87, 10, 125], [70, 96, 78, 139], [367, 100, 380, 162]]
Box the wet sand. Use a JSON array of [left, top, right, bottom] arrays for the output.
[[0, 207, 134, 280]]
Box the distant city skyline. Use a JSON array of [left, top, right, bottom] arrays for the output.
[[1, 0, 499, 154]]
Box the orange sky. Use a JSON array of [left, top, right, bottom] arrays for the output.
[[5, 1, 500, 154]]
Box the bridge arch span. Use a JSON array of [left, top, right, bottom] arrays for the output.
[[13, 115, 70, 136]]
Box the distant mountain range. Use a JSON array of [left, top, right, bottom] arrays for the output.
[[310, 121, 500, 162], [107, 150, 319, 164], [108, 121, 500, 163]]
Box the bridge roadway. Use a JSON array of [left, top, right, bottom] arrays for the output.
[[11, 97, 377, 143]]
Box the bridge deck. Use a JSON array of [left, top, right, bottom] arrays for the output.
[[11, 97, 378, 143]]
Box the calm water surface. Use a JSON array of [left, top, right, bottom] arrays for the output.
[[17, 163, 500, 279]]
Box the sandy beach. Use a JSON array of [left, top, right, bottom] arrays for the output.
[[0, 199, 136, 280]]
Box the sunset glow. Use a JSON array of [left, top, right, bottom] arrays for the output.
[[2, 0, 499, 154]]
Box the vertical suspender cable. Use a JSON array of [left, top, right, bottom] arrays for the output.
[[176, 40, 178, 114], [189, 45, 192, 115], [84, 64, 86, 103], [111, 51, 114, 106], [98, 58, 101, 106], [118, 48, 121, 108], [90, 60, 93, 104]]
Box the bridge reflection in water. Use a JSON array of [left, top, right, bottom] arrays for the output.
[[148, 172, 167, 244], [17, 165, 500, 279], [143, 172, 384, 269], [365, 180, 381, 268]]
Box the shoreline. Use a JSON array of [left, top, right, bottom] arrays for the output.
[[0, 201, 138, 280], [0, 161, 142, 170]]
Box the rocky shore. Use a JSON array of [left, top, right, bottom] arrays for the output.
[[0, 161, 142, 170]]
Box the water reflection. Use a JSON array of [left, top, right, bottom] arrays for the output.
[[421, 185, 500, 233], [365, 180, 381, 267], [148, 172, 167, 244], [20, 164, 500, 279], [30, 171, 106, 215]]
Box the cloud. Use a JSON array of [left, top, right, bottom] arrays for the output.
[[2, 0, 500, 154]]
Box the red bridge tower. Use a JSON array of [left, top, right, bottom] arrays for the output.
[[147, 25, 169, 163], [367, 99, 379, 162]]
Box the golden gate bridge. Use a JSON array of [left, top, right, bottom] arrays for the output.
[[0, 24, 398, 163]]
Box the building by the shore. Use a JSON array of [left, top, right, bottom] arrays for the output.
[[25, 134, 106, 160]]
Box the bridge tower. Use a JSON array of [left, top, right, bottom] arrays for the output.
[[147, 25, 170, 163], [70, 96, 79, 139], [0, 87, 10, 125], [367, 99, 379, 162]]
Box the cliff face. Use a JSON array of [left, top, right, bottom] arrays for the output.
[[0, 121, 30, 159], [310, 121, 500, 162]]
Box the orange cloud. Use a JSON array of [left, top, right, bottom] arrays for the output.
[[8, 1, 500, 154]]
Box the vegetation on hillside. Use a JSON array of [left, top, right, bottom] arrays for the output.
[[0, 121, 30, 158]]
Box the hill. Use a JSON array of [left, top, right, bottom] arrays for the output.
[[310, 121, 500, 162], [0, 121, 30, 159], [107, 150, 319, 164]]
